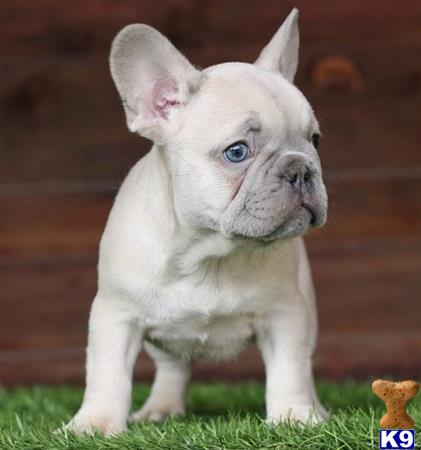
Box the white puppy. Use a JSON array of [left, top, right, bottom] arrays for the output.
[[66, 8, 328, 435]]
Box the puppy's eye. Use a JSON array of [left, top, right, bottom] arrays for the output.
[[223, 142, 249, 163], [311, 133, 320, 150]]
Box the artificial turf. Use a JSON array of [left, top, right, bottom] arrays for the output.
[[0, 380, 420, 449]]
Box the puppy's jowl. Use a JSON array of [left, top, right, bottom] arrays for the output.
[[66, 8, 328, 435]]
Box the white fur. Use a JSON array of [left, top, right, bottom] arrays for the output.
[[64, 9, 328, 436]]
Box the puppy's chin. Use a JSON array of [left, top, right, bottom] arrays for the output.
[[227, 207, 320, 244], [262, 210, 312, 241]]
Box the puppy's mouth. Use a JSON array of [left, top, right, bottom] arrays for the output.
[[261, 205, 314, 241], [230, 203, 323, 244]]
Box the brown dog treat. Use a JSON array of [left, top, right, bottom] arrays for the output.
[[372, 379, 419, 429]]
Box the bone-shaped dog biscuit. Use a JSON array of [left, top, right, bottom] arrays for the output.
[[372, 379, 419, 429]]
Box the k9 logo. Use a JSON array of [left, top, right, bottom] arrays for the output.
[[379, 430, 415, 449]]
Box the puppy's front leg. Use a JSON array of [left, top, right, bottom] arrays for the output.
[[66, 295, 142, 435], [257, 297, 326, 426]]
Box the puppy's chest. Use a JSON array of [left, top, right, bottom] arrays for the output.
[[138, 245, 297, 360], [143, 276, 273, 360], [146, 310, 255, 360]]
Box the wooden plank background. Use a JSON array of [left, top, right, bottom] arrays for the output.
[[1, 0, 420, 385]]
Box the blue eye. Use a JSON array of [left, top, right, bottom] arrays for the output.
[[223, 142, 249, 163]]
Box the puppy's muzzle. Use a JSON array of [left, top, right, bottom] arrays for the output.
[[278, 154, 326, 228]]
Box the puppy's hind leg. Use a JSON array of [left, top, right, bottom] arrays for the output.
[[130, 341, 191, 422]]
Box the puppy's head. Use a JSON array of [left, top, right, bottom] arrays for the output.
[[110, 9, 327, 243]]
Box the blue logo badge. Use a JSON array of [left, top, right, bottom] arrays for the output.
[[379, 429, 415, 449]]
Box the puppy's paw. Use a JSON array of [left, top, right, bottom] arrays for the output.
[[313, 402, 329, 421], [61, 408, 127, 436], [266, 404, 328, 427], [130, 398, 185, 423]]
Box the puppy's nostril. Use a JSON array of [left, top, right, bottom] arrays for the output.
[[289, 173, 298, 184], [284, 166, 312, 190]]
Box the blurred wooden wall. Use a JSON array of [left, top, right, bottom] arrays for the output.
[[1, 0, 421, 385]]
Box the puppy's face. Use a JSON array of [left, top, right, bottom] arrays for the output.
[[110, 9, 327, 242], [167, 64, 326, 241]]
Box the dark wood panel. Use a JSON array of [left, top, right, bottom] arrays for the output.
[[2, 175, 421, 259], [1, 237, 420, 384], [315, 176, 421, 240], [310, 242, 421, 333], [1, 1, 421, 183], [2, 0, 421, 56], [315, 331, 421, 380], [0, 193, 110, 258], [1, 0, 420, 385], [1, 84, 420, 183], [0, 260, 94, 340], [3, 330, 421, 386], [2, 331, 421, 386], [2, 238, 419, 340]]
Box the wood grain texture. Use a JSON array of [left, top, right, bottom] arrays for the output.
[[1, 175, 421, 259], [1, 240, 420, 385], [1, 0, 421, 182], [1, 0, 421, 384]]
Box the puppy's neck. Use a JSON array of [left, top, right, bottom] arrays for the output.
[[168, 231, 237, 277], [147, 146, 283, 280]]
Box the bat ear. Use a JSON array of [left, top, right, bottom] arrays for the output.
[[254, 8, 299, 83], [110, 24, 200, 145]]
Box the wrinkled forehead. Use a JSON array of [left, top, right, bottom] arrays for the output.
[[183, 63, 316, 139]]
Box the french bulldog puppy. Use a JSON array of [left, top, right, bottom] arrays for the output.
[[66, 8, 328, 435]]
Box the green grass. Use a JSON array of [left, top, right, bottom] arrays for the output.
[[0, 380, 420, 449]]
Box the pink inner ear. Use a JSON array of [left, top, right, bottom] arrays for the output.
[[152, 78, 180, 119]]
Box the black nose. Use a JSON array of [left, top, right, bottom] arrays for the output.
[[285, 164, 313, 191]]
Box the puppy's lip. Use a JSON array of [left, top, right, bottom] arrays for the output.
[[226, 209, 307, 243], [225, 204, 325, 243], [301, 203, 317, 226], [301, 202, 327, 228], [229, 231, 272, 244]]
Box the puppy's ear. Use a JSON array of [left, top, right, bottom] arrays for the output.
[[254, 8, 299, 83], [110, 25, 200, 144]]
